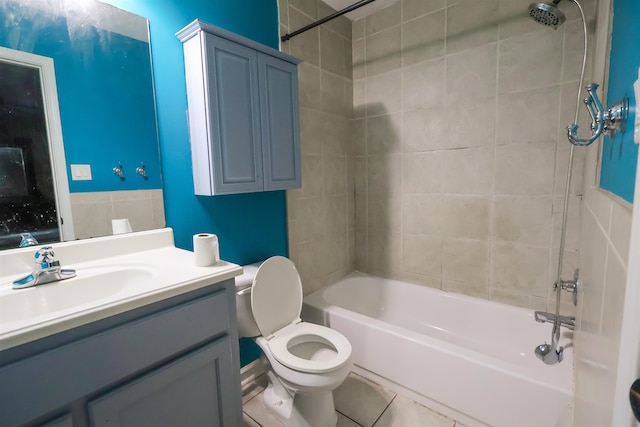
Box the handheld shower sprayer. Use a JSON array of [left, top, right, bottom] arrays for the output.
[[528, 0, 629, 147], [567, 83, 630, 146]]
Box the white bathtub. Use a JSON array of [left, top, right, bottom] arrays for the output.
[[302, 273, 574, 427]]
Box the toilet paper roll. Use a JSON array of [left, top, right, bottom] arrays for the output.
[[112, 218, 133, 235], [193, 233, 220, 267]]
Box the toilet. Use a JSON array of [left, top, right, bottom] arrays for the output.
[[235, 256, 353, 427]]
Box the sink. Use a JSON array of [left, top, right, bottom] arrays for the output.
[[0, 266, 157, 325]]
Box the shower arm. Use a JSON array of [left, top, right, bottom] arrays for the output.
[[567, 83, 629, 146]]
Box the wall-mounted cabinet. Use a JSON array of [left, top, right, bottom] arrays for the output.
[[177, 20, 302, 196]]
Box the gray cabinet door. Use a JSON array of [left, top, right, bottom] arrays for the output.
[[258, 54, 301, 191], [205, 33, 263, 194], [89, 338, 240, 427]]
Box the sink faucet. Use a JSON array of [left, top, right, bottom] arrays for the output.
[[12, 246, 77, 289]]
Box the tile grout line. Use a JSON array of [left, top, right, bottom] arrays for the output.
[[370, 394, 397, 427], [336, 409, 367, 427]]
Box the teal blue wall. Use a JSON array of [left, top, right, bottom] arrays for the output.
[[0, 1, 161, 192], [600, 0, 639, 202], [103, 0, 286, 262], [103, 0, 283, 366]]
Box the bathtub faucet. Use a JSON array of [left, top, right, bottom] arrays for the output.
[[533, 311, 575, 365]]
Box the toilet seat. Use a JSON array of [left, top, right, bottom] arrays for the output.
[[251, 257, 352, 374], [268, 322, 352, 374]]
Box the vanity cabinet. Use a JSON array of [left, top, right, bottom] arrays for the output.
[[177, 20, 302, 195], [0, 280, 242, 427]]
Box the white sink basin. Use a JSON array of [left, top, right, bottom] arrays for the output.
[[0, 228, 243, 351], [1, 266, 157, 324]]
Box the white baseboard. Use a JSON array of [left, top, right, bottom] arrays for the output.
[[241, 359, 264, 390]]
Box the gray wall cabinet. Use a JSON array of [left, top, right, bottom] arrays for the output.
[[0, 280, 242, 427], [177, 20, 302, 196]]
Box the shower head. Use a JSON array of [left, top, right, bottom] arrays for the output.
[[528, 1, 566, 28]]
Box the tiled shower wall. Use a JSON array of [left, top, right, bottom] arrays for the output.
[[351, 0, 595, 311], [279, 0, 356, 294]]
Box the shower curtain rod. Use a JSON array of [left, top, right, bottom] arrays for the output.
[[281, 0, 378, 42]]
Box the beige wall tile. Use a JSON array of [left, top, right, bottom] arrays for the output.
[[288, 0, 317, 19], [494, 143, 556, 195], [352, 18, 364, 41], [368, 194, 402, 233], [321, 71, 348, 115], [323, 155, 347, 195], [444, 97, 497, 149], [365, 2, 401, 36], [320, 27, 350, 78], [367, 154, 402, 195], [496, 86, 560, 144], [442, 279, 489, 299], [352, 38, 366, 80], [498, 0, 548, 40], [441, 195, 491, 240], [492, 242, 549, 297], [299, 108, 325, 156], [318, 2, 351, 40], [498, 27, 563, 93], [402, 0, 446, 21], [278, 0, 289, 28], [445, 43, 497, 106], [402, 194, 444, 235], [402, 58, 446, 111], [367, 113, 402, 154], [402, 233, 442, 277], [552, 194, 582, 251], [402, 107, 448, 152], [493, 195, 553, 247], [367, 231, 402, 277], [402, 151, 443, 194], [442, 238, 490, 285], [299, 155, 323, 197], [288, 8, 319, 66], [365, 26, 402, 76], [442, 147, 494, 194], [446, 0, 499, 54], [402, 10, 446, 66], [297, 63, 321, 109], [366, 69, 403, 116], [71, 200, 112, 239], [610, 200, 632, 263]]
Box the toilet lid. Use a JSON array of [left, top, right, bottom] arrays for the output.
[[251, 256, 303, 337]]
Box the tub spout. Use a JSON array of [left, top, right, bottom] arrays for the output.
[[535, 342, 563, 365]]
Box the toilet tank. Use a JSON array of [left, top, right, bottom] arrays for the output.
[[235, 262, 262, 337]]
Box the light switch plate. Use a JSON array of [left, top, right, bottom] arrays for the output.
[[70, 164, 92, 181]]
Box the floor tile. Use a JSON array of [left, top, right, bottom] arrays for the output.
[[243, 393, 286, 427], [373, 394, 455, 427], [243, 413, 262, 427], [334, 373, 396, 427], [242, 374, 268, 404], [338, 412, 365, 427]]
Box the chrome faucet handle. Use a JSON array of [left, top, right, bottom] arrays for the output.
[[35, 246, 60, 268]]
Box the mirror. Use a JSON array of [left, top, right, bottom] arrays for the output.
[[0, 0, 164, 250]]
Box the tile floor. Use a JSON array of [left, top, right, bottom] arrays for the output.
[[242, 372, 468, 427]]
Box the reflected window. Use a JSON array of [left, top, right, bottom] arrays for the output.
[[0, 60, 60, 248]]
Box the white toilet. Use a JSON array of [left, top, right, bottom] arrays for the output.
[[235, 256, 353, 427]]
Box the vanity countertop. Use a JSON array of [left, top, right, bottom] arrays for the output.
[[0, 228, 242, 351]]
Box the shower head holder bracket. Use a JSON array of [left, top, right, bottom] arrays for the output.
[[568, 83, 629, 146]]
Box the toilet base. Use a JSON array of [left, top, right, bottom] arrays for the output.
[[261, 359, 338, 427]]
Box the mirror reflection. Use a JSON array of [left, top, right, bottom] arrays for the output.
[[0, 0, 164, 250], [0, 58, 60, 248]]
